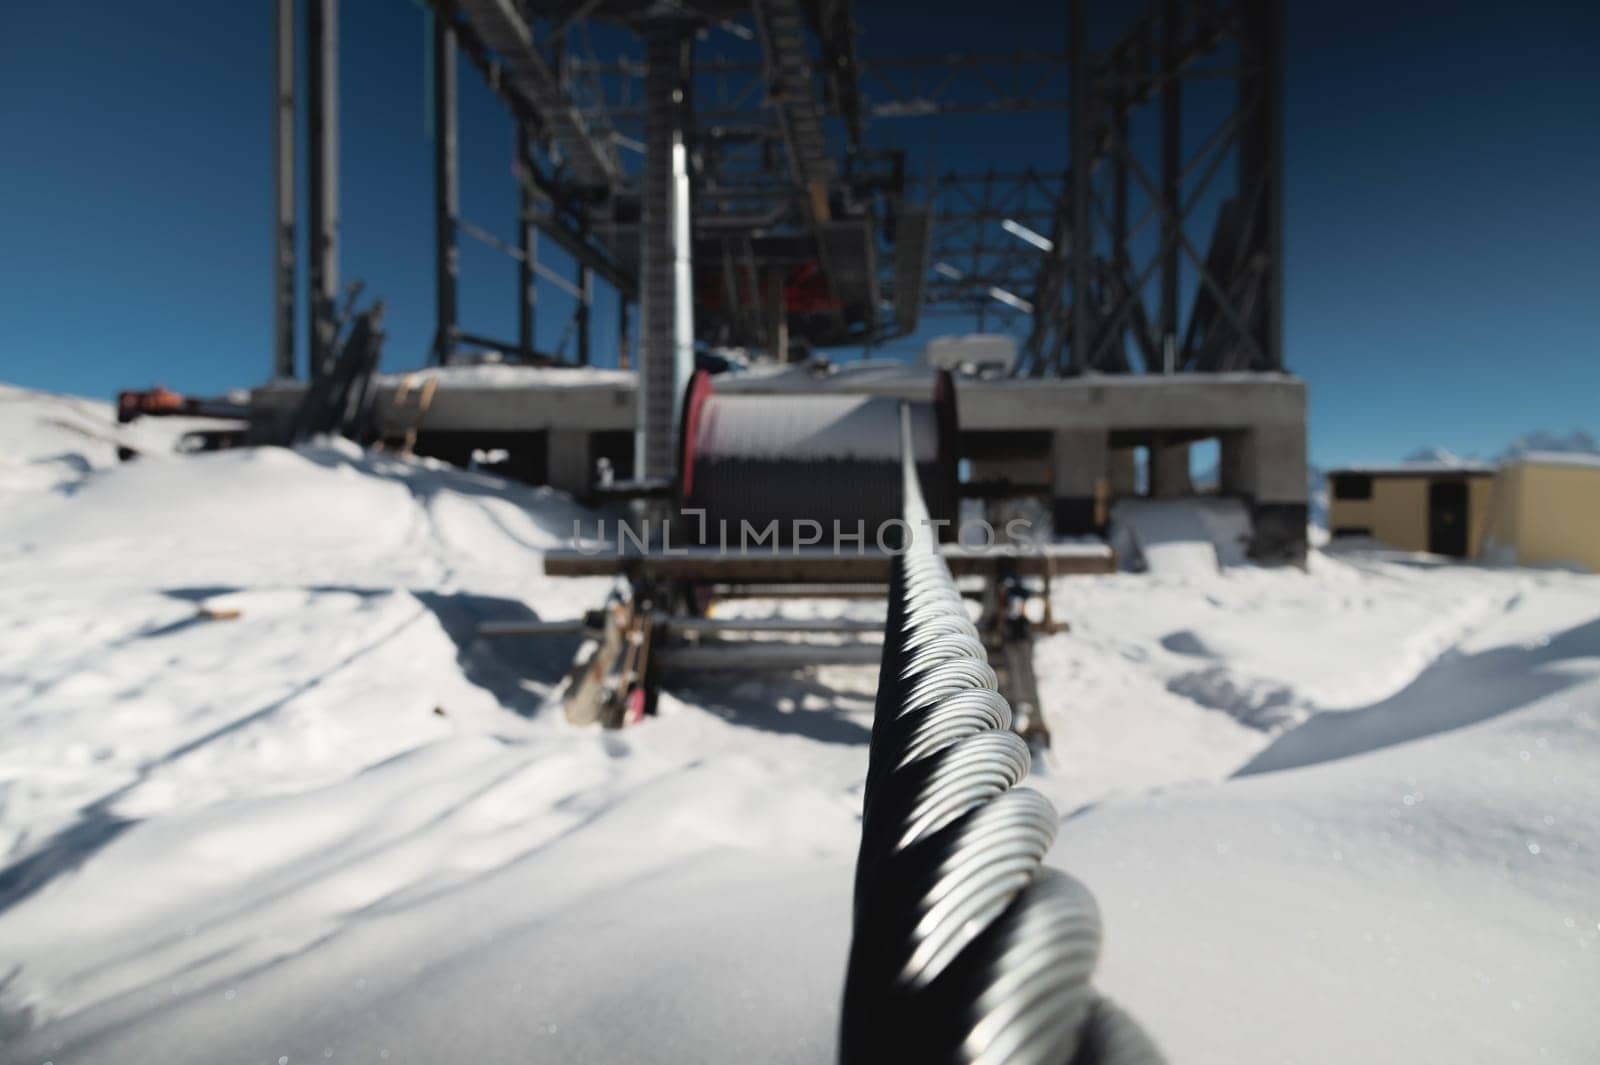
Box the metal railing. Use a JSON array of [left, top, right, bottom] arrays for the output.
[[839, 406, 1166, 1064]]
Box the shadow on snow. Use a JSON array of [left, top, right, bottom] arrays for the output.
[[1236, 617, 1600, 777]]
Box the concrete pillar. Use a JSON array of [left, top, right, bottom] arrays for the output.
[[1051, 429, 1108, 535], [1108, 447, 1138, 495], [1218, 430, 1250, 497], [1148, 437, 1193, 497], [547, 429, 594, 498], [1219, 425, 1308, 565]]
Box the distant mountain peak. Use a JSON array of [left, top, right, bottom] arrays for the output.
[[1499, 429, 1599, 461], [1401, 446, 1470, 467]]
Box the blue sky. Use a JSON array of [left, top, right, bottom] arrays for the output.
[[2, 1, 1595, 468]]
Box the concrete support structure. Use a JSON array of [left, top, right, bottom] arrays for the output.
[[720, 366, 1309, 564], [432, 14, 459, 365], [1108, 447, 1138, 495], [1050, 430, 1108, 535], [547, 428, 594, 497], [248, 368, 1308, 563], [1148, 436, 1193, 498], [272, 0, 296, 380], [1219, 422, 1308, 561], [306, 0, 339, 381]]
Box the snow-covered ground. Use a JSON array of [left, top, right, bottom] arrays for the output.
[[1, 383, 1596, 1064]]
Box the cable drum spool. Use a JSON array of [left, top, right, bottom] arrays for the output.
[[679, 370, 959, 548]]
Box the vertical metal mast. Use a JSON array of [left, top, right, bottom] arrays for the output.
[[306, 0, 340, 381], [272, 0, 296, 379], [1241, 0, 1285, 370], [1158, 0, 1182, 373], [516, 124, 538, 361], [577, 260, 593, 366], [637, 19, 694, 481], [432, 10, 459, 365], [1067, 0, 1091, 373]]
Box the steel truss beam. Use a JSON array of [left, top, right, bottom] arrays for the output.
[[453, 0, 620, 190], [910, 169, 1067, 327], [572, 49, 1072, 119], [1022, 0, 1284, 376]]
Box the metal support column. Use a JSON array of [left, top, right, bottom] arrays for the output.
[[517, 124, 538, 360], [976, 168, 994, 334], [432, 12, 459, 366], [307, 0, 339, 381], [1241, 0, 1284, 370], [1158, 0, 1182, 372], [617, 298, 631, 369], [1067, 0, 1091, 374], [577, 261, 592, 366], [272, 0, 296, 379], [764, 269, 788, 362], [1110, 50, 1130, 369], [638, 21, 694, 481]]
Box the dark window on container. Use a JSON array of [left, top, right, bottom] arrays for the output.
[[1332, 474, 1373, 500], [1332, 526, 1373, 539]]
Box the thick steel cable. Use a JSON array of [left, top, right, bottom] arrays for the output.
[[839, 406, 1166, 1065]]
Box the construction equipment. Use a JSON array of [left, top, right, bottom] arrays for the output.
[[113, 388, 251, 458], [117, 299, 388, 456], [497, 370, 1113, 745]]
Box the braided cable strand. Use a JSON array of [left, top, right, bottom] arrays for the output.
[[839, 406, 1166, 1065]]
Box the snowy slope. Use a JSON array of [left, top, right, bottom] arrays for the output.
[[1, 384, 1597, 1064], [1062, 585, 1600, 1065]]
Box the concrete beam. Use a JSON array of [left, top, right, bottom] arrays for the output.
[[954, 374, 1307, 433]]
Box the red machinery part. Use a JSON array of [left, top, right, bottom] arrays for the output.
[[677, 368, 717, 501], [116, 387, 186, 423]]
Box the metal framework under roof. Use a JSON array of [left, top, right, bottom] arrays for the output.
[[273, 0, 1283, 383]]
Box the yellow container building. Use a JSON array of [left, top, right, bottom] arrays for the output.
[[1482, 453, 1600, 572], [1325, 464, 1496, 557]]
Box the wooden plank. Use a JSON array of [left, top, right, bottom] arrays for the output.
[[655, 642, 883, 672], [660, 616, 884, 635], [477, 618, 589, 638], [543, 544, 1115, 580]]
